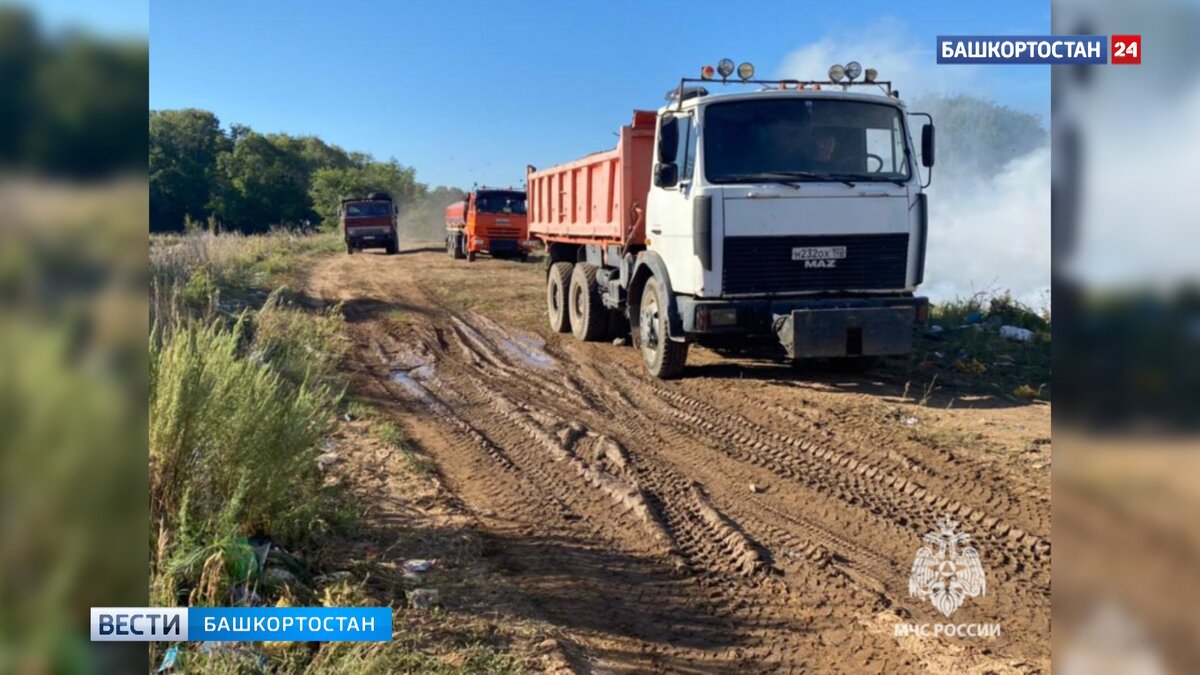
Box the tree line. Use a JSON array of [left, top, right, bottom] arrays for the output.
[[150, 108, 463, 233]]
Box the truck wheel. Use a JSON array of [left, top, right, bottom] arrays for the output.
[[385, 238, 398, 255], [546, 262, 573, 333], [569, 263, 608, 342], [346, 243, 355, 255], [637, 276, 688, 379], [452, 234, 466, 260], [467, 251, 476, 262]]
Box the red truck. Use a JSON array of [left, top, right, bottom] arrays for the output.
[[340, 192, 398, 255], [444, 188, 531, 261]]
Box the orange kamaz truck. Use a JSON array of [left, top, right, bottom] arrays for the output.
[[444, 188, 531, 261]]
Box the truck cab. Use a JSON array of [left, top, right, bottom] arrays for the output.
[[445, 189, 531, 262], [340, 192, 399, 255]]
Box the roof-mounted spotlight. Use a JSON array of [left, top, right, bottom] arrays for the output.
[[717, 58, 735, 79], [737, 61, 755, 81], [845, 61, 862, 81], [700, 65, 715, 80], [828, 64, 846, 82], [864, 68, 878, 83]]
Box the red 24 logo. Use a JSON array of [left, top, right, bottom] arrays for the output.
[[1112, 35, 1141, 64]]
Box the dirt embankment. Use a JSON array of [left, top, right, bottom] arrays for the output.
[[306, 246, 1051, 674]]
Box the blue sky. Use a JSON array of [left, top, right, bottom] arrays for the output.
[[150, 0, 1049, 189]]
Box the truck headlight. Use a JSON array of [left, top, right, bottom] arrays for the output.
[[473, 237, 485, 246], [710, 308, 738, 327]]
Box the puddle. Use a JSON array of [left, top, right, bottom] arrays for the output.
[[391, 364, 435, 403], [498, 333, 555, 370]]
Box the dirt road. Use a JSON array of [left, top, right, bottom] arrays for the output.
[[306, 247, 1051, 673]]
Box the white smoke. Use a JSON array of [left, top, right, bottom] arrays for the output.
[[923, 147, 1051, 309], [777, 22, 1051, 312]]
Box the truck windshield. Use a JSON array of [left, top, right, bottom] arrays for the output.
[[344, 201, 392, 217], [703, 98, 911, 184], [476, 193, 527, 214]]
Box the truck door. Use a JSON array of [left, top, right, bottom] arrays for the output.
[[647, 113, 699, 295]]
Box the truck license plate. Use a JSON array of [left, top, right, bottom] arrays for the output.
[[791, 246, 847, 261]]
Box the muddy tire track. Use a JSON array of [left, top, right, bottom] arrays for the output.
[[306, 251, 1051, 673]]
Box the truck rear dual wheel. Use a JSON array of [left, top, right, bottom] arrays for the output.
[[569, 263, 608, 342], [637, 276, 688, 379], [547, 262, 573, 333], [451, 234, 466, 260]]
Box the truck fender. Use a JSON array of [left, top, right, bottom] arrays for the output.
[[629, 252, 685, 342]]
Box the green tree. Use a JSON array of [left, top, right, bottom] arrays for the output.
[[211, 132, 316, 232], [309, 160, 423, 229], [149, 109, 229, 232]]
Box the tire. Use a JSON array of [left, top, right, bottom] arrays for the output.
[[385, 237, 398, 255], [569, 263, 608, 342], [467, 251, 476, 262], [451, 234, 466, 260], [637, 276, 688, 379], [546, 262, 573, 333], [346, 243, 355, 255]]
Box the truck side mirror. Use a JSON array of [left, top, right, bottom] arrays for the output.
[[654, 162, 679, 188], [658, 116, 679, 163], [921, 123, 935, 168]]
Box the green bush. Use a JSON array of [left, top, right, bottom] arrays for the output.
[[150, 316, 337, 550]]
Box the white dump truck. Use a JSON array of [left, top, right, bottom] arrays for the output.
[[527, 59, 934, 378]]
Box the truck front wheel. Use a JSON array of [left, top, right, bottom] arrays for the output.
[[346, 243, 356, 255], [637, 276, 688, 379], [547, 262, 573, 333], [569, 263, 608, 342]]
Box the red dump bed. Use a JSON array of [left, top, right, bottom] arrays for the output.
[[527, 110, 656, 247]]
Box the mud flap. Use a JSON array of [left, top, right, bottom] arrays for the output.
[[773, 307, 915, 359]]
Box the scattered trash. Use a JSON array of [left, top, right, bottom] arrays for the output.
[[999, 325, 1034, 342], [231, 584, 262, 606], [260, 566, 300, 591], [408, 588, 440, 610], [925, 324, 944, 339], [316, 570, 353, 585], [343, 412, 353, 422], [904, 417, 919, 427], [1011, 385, 1038, 399], [225, 537, 258, 582], [157, 646, 180, 672], [317, 451, 339, 468], [965, 311, 984, 324], [612, 336, 627, 347], [748, 483, 764, 494], [402, 559, 436, 576]]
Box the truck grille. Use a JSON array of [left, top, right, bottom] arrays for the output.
[[722, 233, 909, 295], [485, 227, 523, 239]]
